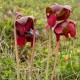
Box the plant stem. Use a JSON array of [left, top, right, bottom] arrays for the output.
[[30, 29, 35, 80], [46, 29, 52, 80], [51, 41, 60, 80], [14, 17, 20, 80]]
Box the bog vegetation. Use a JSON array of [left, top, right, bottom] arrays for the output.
[[0, 0, 80, 80]]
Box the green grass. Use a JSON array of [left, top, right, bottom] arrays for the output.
[[0, 0, 80, 80]]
